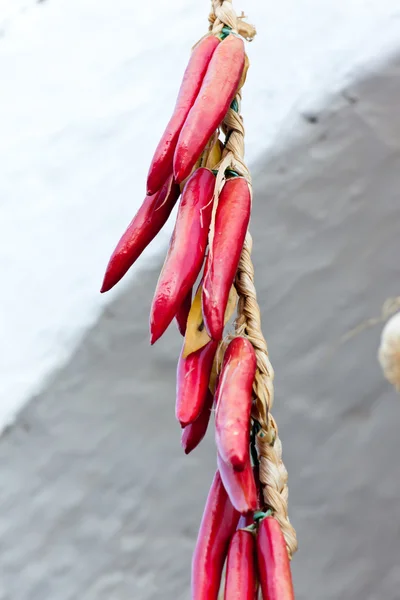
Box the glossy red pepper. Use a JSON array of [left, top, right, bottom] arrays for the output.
[[237, 467, 260, 527], [224, 529, 257, 600], [174, 34, 245, 184], [150, 168, 215, 344], [202, 177, 251, 340], [217, 453, 258, 515], [257, 517, 294, 600], [100, 175, 180, 293], [237, 512, 254, 529], [175, 287, 192, 336], [215, 337, 256, 471], [181, 388, 214, 454], [192, 470, 240, 600], [147, 35, 220, 195], [176, 339, 218, 427]]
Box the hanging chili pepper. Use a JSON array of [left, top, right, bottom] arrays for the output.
[[175, 288, 192, 336], [235, 508, 260, 599], [181, 388, 214, 454], [237, 512, 254, 529], [147, 35, 220, 196], [192, 470, 240, 600], [257, 517, 295, 600], [224, 529, 257, 600], [176, 339, 218, 427], [150, 168, 215, 344], [215, 336, 256, 471], [100, 175, 180, 293], [174, 34, 245, 184], [217, 453, 258, 515], [202, 176, 251, 340]]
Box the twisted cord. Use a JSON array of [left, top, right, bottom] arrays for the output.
[[208, 0, 256, 41], [236, 234, 298, 556], [210, 0, 298, 556]]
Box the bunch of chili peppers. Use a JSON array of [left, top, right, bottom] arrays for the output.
[[101, 24, 294, 600]]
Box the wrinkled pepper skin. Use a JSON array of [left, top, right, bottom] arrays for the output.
[[174, 35, 245, 184], [257, 517, 295, 600], [100, 175, 180, 293], [147, 35, 220, 195], [175, 288, 192, 336], [181, 388, 214, 454], [150, 168, 215, 344], [202, 177, 251, 340], [224, 530, 257, 600], [192, 471, 240, 600], [215, 337, 256, 471], [217, 453, 258, 515], [176, 339, 218, 427]]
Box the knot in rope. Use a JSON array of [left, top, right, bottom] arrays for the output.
[[209, 0, 257, 41]]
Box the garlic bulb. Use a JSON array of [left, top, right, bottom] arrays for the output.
[[378, 312, 400, 391]]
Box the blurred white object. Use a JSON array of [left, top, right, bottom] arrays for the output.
[[379, 312, 400, 391]]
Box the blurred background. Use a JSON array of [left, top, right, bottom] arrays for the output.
[[0, 0, 400, 598]]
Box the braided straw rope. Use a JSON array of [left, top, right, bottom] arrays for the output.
[[209, 0, 298, 557]]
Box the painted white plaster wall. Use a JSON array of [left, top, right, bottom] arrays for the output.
[[0, 0, 399, 430]]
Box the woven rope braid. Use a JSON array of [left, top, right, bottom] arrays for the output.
[[209, 0, 298, 556]]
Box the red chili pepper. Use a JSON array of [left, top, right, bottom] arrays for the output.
[[100, 175, 180, 293], [146, 35, 220, 195], [224, 529, 257, 600], [217, 453, 258, 515], [181, 388, 214, 454], [175, 287, 192, 336], [257, 517, 295, 600], [237, 512, 254, 529], [237, 467, 260, 528], [176, 339, 218, 427], [174, 34, 245, 184], [215, 337, 256, 471], [192, 470, 240, 600], [150, 168, 215, 344], [202, 177, 251, 340]]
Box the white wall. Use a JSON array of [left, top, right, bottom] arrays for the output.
[[1, 0, 399, 431]]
